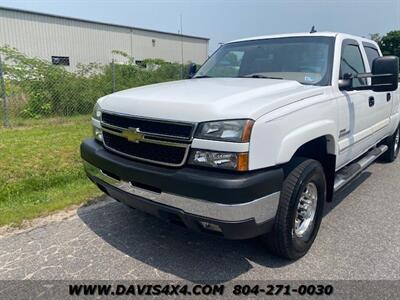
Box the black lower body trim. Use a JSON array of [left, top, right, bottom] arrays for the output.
[[81, 138, 284, 205]]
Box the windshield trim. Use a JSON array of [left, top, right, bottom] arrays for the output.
[[194, 36, 336, 86]]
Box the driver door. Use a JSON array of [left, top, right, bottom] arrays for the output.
[[336, 39, 377, 168]]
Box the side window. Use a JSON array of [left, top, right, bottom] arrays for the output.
[[363, 45, 380, 69], [340, 43, 366, 87], [51, 56, 70, 66]]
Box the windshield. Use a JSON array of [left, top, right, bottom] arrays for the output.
[[196, 36, 335, 86]]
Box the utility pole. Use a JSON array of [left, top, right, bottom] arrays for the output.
[[180, 14, 184, 79], [111, 58, 116, 93], [0, 55, 10, 127]]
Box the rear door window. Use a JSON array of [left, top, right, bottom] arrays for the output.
[[363, 44, 380, 69]]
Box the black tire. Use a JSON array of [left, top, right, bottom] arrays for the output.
[[380, 125, 400, 163], [262, 158, 326, 260]]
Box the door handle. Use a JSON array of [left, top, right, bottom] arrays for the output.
[[387, 93, 391, 102], [369, 96, 375, 107]]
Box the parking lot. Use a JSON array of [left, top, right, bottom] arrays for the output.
[[0, 158, 399, 282]]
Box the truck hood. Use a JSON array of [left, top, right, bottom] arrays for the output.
[[99, 78, 325, 122]]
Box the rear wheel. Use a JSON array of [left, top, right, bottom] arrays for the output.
[[381, 125, 400, 163], [262, 158, 326, 260]]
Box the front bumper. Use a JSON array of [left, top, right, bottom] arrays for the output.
[[81, 139, 283, 239]]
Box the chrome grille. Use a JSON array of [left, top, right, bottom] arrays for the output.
[[102, 112, 194, 140], [101, 112, 193, 167]]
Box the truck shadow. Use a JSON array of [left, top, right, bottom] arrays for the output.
[[78, 171, 370, 283], [78, 201, 285, 283], [324, 171, 371, 216]]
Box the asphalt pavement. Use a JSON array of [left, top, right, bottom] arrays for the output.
[[0, 158, 399, 282]]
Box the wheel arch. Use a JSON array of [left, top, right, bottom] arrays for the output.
[[284, 134, 337, 202], [276, 120, 337, 162]]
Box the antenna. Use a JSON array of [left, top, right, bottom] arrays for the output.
[[310, 25, 317, 33], [180, 14, 184, 79]]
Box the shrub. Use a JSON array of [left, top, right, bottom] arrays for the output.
[[0, 46, 192, 119]]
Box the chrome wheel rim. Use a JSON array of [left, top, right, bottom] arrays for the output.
[[395, 129, 400, 154], [294, 182, 318, 239]]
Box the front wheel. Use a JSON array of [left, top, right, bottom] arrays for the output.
[[262, 158, 326, 260]]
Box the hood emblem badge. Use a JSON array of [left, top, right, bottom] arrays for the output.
[[121, 127, 145, 143]]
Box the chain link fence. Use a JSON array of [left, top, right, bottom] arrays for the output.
[[0, 46, 192, 128]]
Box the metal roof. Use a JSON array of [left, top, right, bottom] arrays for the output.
[[0, 5, 210, 41]]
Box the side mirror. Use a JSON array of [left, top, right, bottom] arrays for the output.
[[371, 56, 399, 92], [188, 63, 197, 78], [339, 57, 399, 92]]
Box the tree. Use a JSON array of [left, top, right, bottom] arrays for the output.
[[369, 33, 382, 44], [224, 52, 239, 66], [379, 31, 400, 57]]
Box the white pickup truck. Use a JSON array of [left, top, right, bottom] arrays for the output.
[[81, 32, 399, 260]]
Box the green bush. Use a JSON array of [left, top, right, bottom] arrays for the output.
[[0, 46, 193, 119]]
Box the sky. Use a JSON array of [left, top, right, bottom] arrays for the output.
[[0, 0, 399, 53]]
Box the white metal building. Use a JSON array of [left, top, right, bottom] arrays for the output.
[[0, 6, 209, 69]]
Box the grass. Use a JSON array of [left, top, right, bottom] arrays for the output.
[[0, 115, 102, 227]]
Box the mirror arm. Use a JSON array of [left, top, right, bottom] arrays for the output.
[[344, 72, 396, 91], [339, 71, 396, 91], [353, 72, 394, 79]]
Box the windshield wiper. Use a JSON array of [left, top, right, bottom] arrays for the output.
[[192, 75, 213, 79], [240, 74, 284, 80]]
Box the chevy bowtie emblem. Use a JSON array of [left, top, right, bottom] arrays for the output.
[[121, 127, 144, 143]]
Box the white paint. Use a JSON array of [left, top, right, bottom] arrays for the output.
[[191, 139, 249, 152], [97, 32, 399, 171], [99, 78, 322, 122]]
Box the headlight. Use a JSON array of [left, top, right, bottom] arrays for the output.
[[194, 119, 254, 142], [188, 149, 248, 171], [92, 103, 102, 120], [92, 103, 103, 142]]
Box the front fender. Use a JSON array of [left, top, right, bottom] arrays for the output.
[[248, 95, 338, 170], [277, 120, 337, 164]]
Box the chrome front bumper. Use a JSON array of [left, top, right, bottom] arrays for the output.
[[84, 161, 280, 224]]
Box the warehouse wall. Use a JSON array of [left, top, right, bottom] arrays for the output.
[[0, 8, 209, 70], [131, 29, 208, 64]]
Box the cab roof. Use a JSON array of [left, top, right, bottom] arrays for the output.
[[229, 32, 375, 45]]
